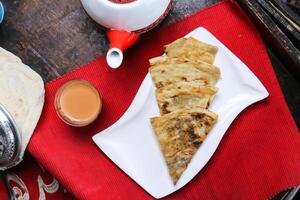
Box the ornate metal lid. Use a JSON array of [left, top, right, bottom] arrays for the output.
[[0, 104, 21, 169]]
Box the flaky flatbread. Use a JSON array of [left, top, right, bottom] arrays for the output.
[[156, 87, 217, 114], [164, 37, 218, 64], [0, 47, 22, 63], [0, 48, 45, 170], [151, 108, 218, 184], [149, 56, 220, 89], [149, 55, 218, 69], [158, 80, 211, 91]]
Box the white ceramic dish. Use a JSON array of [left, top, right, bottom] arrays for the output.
[[81, 0, 172, 31], [93, 27, 269, 199]]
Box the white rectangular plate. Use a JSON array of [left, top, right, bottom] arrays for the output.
[[93, 27, 269, 199]]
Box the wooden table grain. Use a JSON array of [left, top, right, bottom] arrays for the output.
[[0, 0, 299, 199], [0, 0, 220, 82]]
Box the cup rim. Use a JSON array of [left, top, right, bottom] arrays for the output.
[[54, 79, 102, 127]]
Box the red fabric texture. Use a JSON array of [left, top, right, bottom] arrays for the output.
[[0, 178, 8, 199], [27, 1, 300, 199], [0, 154, 73, 199]]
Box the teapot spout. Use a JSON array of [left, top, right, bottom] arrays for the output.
[[106, 30, 140, 69]]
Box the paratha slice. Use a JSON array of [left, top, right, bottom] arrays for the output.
[[149, 55, 218, 69], [149, 56, 220, 88], [164, 37, 218, 64], [159, 80, 210, 91], [151, 108, 218, 184], [156, 87, 218, 114]]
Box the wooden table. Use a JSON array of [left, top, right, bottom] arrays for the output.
[[0, 0, 299, 199]]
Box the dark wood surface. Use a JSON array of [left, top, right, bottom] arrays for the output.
[[0, 0, 220, 82], [238, 0, 300, 80], [0, 0, 299, 199]]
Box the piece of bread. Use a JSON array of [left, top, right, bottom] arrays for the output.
[[150, 108, 218, 184], [156, 86, 218, 114], [149, 56, 220, 89], [160, 81, 211, 91], [0, 47, 22, 63], [149, 55, 218, 68], [0, 48, 45, 170], [164, 37, 218, 64]]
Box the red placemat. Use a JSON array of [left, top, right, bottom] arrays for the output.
[[27, 1, 300, 199], [0, 154, 73, 199]]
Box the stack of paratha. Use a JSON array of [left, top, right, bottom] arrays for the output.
[[149, 37, 220, 184]]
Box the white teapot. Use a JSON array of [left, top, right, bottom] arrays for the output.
[[81, 0, 173, 68]]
